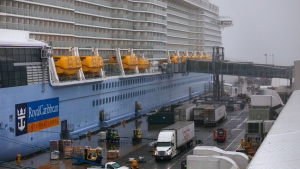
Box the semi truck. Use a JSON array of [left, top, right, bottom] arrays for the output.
[[203, 104, 227, 127], [154, 121, 195, 160]]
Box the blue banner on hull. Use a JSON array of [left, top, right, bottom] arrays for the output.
[[15, 97, 59, 136]]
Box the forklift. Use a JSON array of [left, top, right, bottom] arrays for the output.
[[213, 128, 227, 142], [106, 128, 120, 142], [132, 128, 142, 143]]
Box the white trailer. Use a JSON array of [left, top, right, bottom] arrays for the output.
[[174, 104, 196, 121], [203, 104, 227, 127], [155, 121, 195, 160]]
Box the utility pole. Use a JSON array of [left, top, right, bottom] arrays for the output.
[[264, 54, 267, 64]]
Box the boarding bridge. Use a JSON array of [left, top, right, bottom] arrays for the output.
[[178, 47, 294, 101], [186, 59, 293, 79]]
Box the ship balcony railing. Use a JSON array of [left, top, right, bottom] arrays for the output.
[[133, 6, 147, 11], [134, 15, 146, 21], [125, 15, 134, 20], [84, 0, 111, 6], [124, 24, 134, 29], [111, 13, 123, 18], [32, 0, 71, 9], [168, 10, 189, 19], [126, 34, 133, 39], [112, 2, 123, 8], [168, 25, 190, 32]]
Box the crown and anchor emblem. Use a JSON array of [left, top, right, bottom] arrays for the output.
[[17, 108, 26, 131]]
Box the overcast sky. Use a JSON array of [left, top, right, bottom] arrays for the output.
[[209, 0, 300, 66]]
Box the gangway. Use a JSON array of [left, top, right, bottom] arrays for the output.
[[186, 57, 293, 79]]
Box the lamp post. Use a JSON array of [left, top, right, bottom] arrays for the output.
[[264, 54, 267, 64]]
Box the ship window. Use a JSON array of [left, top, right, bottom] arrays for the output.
[[99, 84, 101, 90], [96, 100, 98, 106], [96, 84, 98, 90], [115, 82, 117, 87], [112, 82, 114, 88], [109, 97, 111, 103], [93, 100, 95, 107], [120, 95, 122, 100], [99, 99, 102, 105], [109, 83, 111, 88], [102, 98, 105, 104], [106, 98, 108, 103], [115, 96, 117, 101], [112, 97, 114, 102], [9, 115, 13, 122], [103, 83, 105, 89]]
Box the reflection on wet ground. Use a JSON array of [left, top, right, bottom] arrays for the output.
[[20, 115, 169, 169]]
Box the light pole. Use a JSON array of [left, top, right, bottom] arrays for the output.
[[264, 54, 267, 64], [271, 54, 274, 65]]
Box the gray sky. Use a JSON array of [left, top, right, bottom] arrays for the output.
[[209, 0, 300, 66]]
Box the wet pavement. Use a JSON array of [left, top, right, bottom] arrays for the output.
[[6, 98, 249, 169]]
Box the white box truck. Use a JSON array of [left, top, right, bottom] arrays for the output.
[[174, 104, 196, 122], [154, 121, 195, 160], [203, 104, 227, 127]]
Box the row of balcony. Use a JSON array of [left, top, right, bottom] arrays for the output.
[[2, 6, 167, 25], [0, 22, 75, 35], [1, 6, 75, 22], [75, 5, 166, 18], [0, 21, 168, 40], [82, 0, 167, 9], [76, 19, 166, 32], [30, 0, 73, 9]]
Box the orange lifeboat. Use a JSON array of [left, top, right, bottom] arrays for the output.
[[53, 56, 81, 75], [203, 52, 212, 60], [109, 55, 138, 70], [80, 55, 104, 73], [170, 55, 180, 63]]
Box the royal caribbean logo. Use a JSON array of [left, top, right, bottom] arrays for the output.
[[15, 103, 28, 136], [15, 97, 59, 136]]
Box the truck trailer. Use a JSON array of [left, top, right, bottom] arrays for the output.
[[154, 121, 195, 160], [174, 104, 196, 122], [203, 104, 227, 127], [193, 104, 210, 123]]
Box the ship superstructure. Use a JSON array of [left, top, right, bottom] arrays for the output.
[[0, 0, 221, 57]]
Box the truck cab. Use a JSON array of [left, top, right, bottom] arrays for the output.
[[213, 128, 227, 142], [155, 130, 176, 160]]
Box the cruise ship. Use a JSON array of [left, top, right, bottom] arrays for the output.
[[0, 0, 224, 161]]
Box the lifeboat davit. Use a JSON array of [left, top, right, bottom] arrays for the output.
[[181, 55, 189, 62], [109, 55, 138, 70], [80, 55, 104, 73], [53, 56, 81, 75]]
